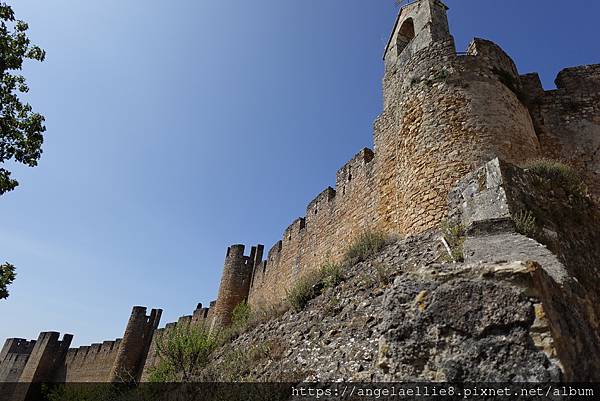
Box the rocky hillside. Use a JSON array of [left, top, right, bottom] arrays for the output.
[[202, 229, 562, 383], [195, 158, 600, 385]]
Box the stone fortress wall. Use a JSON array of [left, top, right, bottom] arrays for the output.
[[243, 0, 600, 309], [522, 65, 600, 195], [1, 0, 599, 390], [0, 308, 160, 400]]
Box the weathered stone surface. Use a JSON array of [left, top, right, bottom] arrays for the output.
[[199, 233, 564, 383], [523, 65, 600, 196], [450, 158, 600, 381]]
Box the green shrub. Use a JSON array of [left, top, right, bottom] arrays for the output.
[[513, 210, 537, 236], [286, 231, 390, 312], [217, 302, 254, 344], [148, 324, 218, 383], [213, 344, 268, 382], [231, 302, 251, 329], [286, 260, 345, 312], [525, 159, 588, 197], [250, 303, 289, 326], [441, 221, 466, 262], [325, 295, 341, 315], [205, 339, 288, 382], [320, 261, 343, 289], [426, 68, 450, 86], [286, 269, 323, 312], [344, 231, 388, 265]]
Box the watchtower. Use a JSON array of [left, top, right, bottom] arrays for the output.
[[374, 0, 541, 235], [109, 306, 162, 383], [384, 0, 452, 66], [211, 244, 263, 329]]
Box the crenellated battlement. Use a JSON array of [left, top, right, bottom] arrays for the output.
[[0, 339, 36, 362], [555, 64, 600, 94], [0, 306, 160, 394], [516, 65, 600, 196]]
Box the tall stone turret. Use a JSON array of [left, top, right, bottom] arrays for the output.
[[109, 306, 161, 383], [384, 0, 452, 71], [375, 0, 541, 234], [10, 332, 72, 401], [211, 244, 262, 329]]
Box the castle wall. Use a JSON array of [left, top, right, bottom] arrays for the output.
[[247, 30, 543, 309], [248, 148, 377, 308], [7, 332, 73, 401], [0, 307, 160, 393], [17, 332, 72, 384], [53, 340, 121, 382], [0, 354, 30, 384], [3, 0, 600, 385], [0, 339, 36, 384], [376, 37, 541, 235], [109, 307, 161, 382], [522, 65, 600, 196]]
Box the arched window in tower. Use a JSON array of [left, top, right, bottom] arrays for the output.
[[396, 18, 415, 54]]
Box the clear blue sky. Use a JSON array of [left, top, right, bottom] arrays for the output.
[[1, 0, 599, 346]]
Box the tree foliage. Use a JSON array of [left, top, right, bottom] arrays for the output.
[[0, 2, 46, 196], [0, 262, 16, 299]]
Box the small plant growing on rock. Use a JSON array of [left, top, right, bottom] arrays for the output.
[[441, 221, 466, 262], [373, 261, 392, 287], [286, 261, 345, 312], [250, 302, 289, 327], [216, 301, 254, 342], [525, 158, 588, 197], [231, 302, 251, 329], [426, 68, 450, 86], [205, 339, 290, 382], [513, 210, 537, 236], [286, 269, 323, 312], [325, 295, 341, 316], [344, 231, 388, 265], [320, 261, 343, 289]]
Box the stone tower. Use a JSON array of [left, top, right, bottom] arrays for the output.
[[9, 332, 73, 401], [211, 244, 262, 329], [384, 0, 452, 67], [109, 306, 161, 383], [374, 0, 541, 234]]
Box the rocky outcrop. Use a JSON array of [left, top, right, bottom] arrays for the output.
[[201, 159, 600, 383]]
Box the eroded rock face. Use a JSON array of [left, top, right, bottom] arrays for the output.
[[202, 233, 562, 383], [377, 265, 559, 382], [451, 158, 600, 381]]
